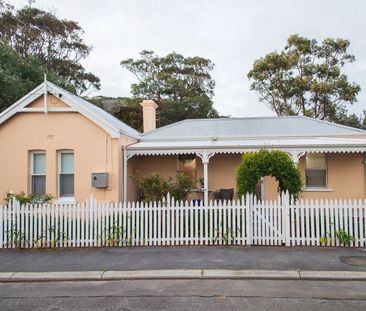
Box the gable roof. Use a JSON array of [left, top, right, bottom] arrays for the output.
[[0, 81, 140, 139], [140, 116, 366, 141]]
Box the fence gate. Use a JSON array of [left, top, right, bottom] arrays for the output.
[[248, 197, 285, 246]]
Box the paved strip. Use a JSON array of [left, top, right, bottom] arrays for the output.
[[300, 270, 366, 280], [1, 269, 366, 282], [102, 269, 202, 280], [202, 269, 300, 279]]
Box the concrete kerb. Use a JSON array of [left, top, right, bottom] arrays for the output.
[[1, 269, 366, 282]]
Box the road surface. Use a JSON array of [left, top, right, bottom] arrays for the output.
[[1, 279, 366, 310]]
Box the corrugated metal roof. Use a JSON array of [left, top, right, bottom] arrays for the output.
[[140, 116, 366, 141]]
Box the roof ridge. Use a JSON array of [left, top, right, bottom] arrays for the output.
[[300, 115, 366, 134]]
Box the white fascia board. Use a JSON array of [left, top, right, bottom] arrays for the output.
[[20, 108, 77, 112], [126, 146, 366, 157], [0, 83, 45, 125]]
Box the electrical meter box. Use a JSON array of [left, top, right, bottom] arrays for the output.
[[91, 173, 108, 188]]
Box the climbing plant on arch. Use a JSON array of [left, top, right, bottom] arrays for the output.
[[236, 149, 303, 199]]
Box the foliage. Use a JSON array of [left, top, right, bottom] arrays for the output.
[[4, 191, 53, 205], [213, 225, 238, 245], [335, 229, 355, 247], [236, 149, 303, 199], [170, 173, 196, 202], [133, 172, 196, 202], [320, 229, 355, 247], [0, 40, 74, 111], [248, 34, 362, 127], [33, 225, 68, 248], [5, 226, 26, 248], [103, 223, 127, 246], [136, 173, 171, 202], [0, 3, 100, 99], [121, 50, 219, 126], [319, 236, 330, 246], [88, 96, 143, 131]]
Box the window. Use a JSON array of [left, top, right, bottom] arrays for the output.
[[305, 153, 327, 188], [59, 152, 74, 197], [30, 152, 46, 195], [177, 154, 196, 182]]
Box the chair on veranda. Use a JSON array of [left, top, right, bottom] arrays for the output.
[[220, 188, 234, 201], [213, 188, 234, 202]]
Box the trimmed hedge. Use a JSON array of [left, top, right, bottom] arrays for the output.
[[236, 149, 303, 199]]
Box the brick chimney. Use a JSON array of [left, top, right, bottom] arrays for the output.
[[139, 99, 158, 132]]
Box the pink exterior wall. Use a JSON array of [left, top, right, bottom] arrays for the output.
[[298, 153, 365, 200], [127, 155, 178, 201], [129, 153, 366, 201], [0, 106, 135, 203]]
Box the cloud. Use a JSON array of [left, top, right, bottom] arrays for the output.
[[19, 0, 366, 117]]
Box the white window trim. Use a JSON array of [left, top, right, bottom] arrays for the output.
[[30, 151, 46, 195], [305, 153, 328, 189], [58, 150, 75, 200], [304, 188, 334, 192]]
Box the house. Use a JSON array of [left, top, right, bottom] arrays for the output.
[[1, 80, 366, 204]]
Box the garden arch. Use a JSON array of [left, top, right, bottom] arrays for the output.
[[236, 149, 303, 199]]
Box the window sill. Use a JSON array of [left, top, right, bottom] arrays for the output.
[[56, 197, 75, 203], [304, 188, 333, 192]]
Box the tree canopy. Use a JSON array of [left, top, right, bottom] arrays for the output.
[[248, 34, 363, 128], [0, 3, 100, 96], [0, 40, 75, 112], [121, 50, 219, 126], [88, 96, 143, 131]]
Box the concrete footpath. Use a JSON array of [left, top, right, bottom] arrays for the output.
[[1, 246, 366, 282], [2, 269, 366, 282]]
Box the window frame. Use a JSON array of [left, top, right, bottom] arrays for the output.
[[305, 153, 328, 189], [58, 150, 75, 199], [30, 151, 46, 195], [176, 154, 197, 182]]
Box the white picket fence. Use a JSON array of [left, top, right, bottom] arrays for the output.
[[0, 193, 365, 249]]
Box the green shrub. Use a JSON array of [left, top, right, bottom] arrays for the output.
[[133, 172, 195, 202], [236, 149, 303, 199], [4, 191, 53, 205], [170, 173, 195, 201], [138, 173, 171, 202]]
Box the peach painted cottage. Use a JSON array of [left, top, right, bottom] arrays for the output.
[[1, 80, 366, 204]]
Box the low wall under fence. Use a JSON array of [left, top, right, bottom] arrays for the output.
[[0, 193, 365, 249]]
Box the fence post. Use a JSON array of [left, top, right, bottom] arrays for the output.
[[282, 192, 291, 246], [245, 193, 252, 246]]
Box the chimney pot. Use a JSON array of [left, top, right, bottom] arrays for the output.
[[139, 99, 158, 132]]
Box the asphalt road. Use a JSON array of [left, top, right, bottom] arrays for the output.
[[1, 279, 366, 310], [1, 246, 366, 272]]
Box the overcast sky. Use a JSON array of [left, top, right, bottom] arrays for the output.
[[18, 0, 366, 117]]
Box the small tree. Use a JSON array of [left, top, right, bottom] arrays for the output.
[[138, 173, 171, 202], [170, 173, 195, 201], [236, 149, 303, 199], [133, 172, 195, 202]]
